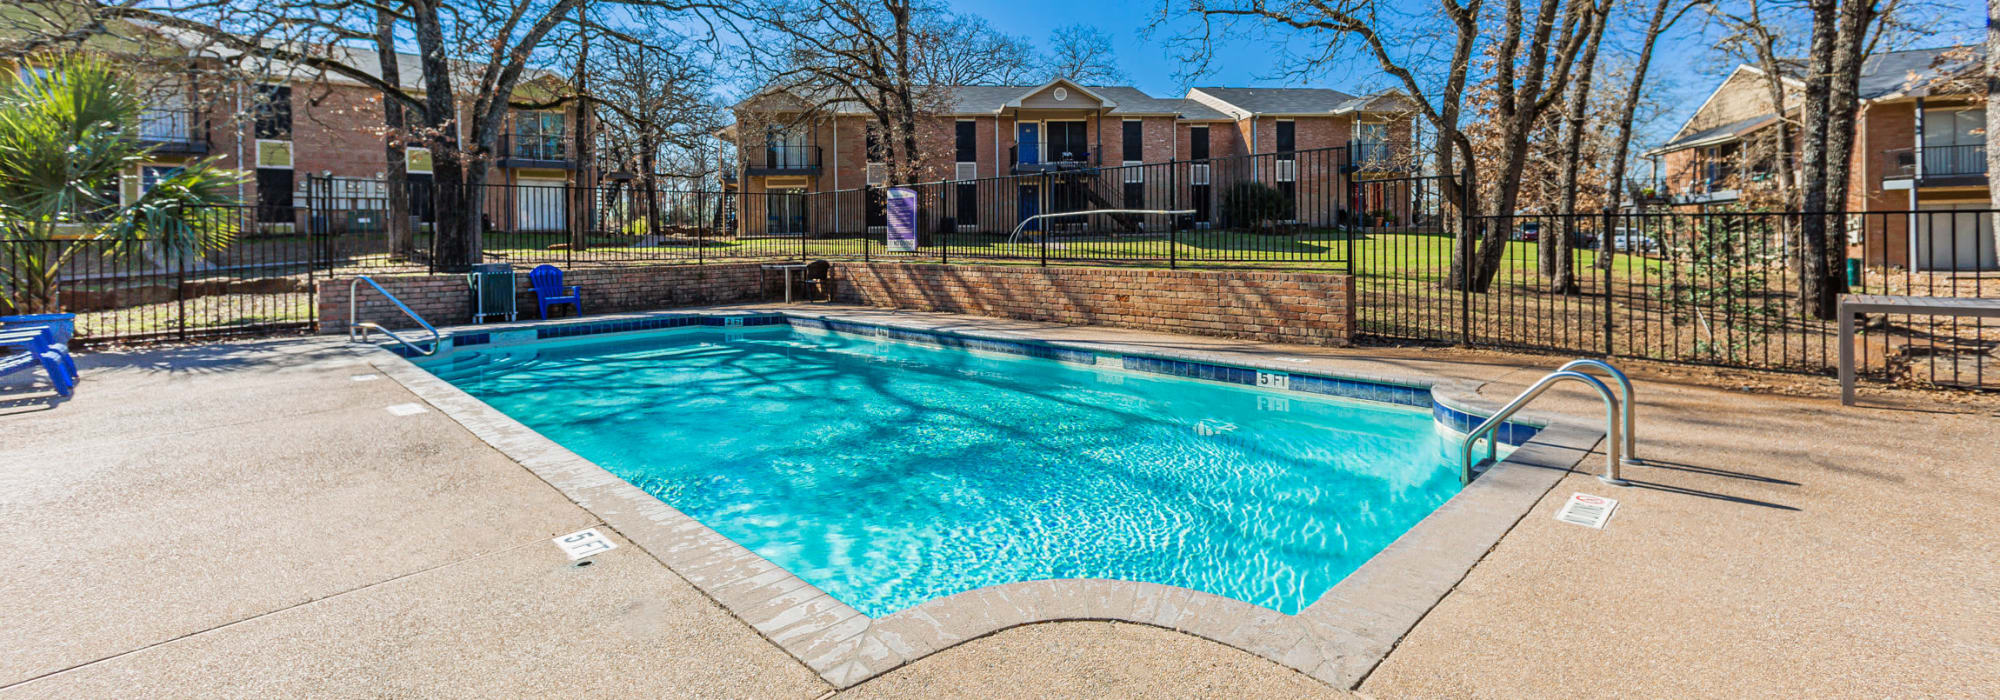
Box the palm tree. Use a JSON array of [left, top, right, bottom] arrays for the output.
[[0, 57, 243, 316]]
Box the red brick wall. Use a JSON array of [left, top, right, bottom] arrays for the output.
[[318, 262, 771, 332], [832, 263, 1357, 346]]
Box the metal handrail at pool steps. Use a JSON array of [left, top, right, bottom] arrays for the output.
[[1461, 358, 1641, 486]]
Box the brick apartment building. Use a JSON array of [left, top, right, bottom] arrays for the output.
[[6, 23, 583, 235], [1646, 45, 1992, 271], [721, 78, 1416, 236]]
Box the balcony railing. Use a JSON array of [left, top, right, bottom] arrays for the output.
[[1885, 143, 1988, 179], [498, 132, 573, 166], [1010, 146, 1096, 173], [748, 145, 821, 175], [133, 107, 207, 154]]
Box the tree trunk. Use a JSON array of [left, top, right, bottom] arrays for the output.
[[374, 9, 413, 261], [409, 0, 477, 272], [1796, 0, 1840, 318], [1550, 0, 1611, 294], [641, 138, 661, 237], [1817, 0, 1875, 313], [1988, 0, 2000, 227]]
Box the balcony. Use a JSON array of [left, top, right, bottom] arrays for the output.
[[1884, 143, 1987, 185], [1010, 146, 1097, 174], [496, 132, 573, 169], [746, 145, 821, 176], [133, 107, 208, 155]]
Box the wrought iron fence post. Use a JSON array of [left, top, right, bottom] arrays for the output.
[[1458, 160, 1473, 347], [1602, 207, 1616, 357], [176, 252, 188, 342], [1169, 158, 1179, 270]]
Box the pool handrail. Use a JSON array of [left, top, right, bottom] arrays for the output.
[[1557, 358, 1643, 466], [348, 275, 440, 356], [1006, 209, 1197, 244], [1460, 368, 1630, 487]]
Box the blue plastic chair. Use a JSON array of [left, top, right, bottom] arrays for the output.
[[529, 264, 583, 320], [0, 326, 77, 396]]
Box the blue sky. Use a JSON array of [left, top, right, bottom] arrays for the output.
[[948, 0, 1987, 146]]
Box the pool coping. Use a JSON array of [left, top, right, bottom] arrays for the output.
[[365, 308, 1601, 690]]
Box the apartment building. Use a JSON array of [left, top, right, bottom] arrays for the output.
[[8, 23, 584, 234], [1648, 45, 1992, 270], [723, 78, 1415, 236]]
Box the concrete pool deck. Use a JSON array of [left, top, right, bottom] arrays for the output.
[[3, 304, 1996, 697]]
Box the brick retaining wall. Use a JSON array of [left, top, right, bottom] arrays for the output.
[[318, 263, 769, 332], [832, 263, 1357, 346]]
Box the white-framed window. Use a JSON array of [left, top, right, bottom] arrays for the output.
[[1123, 161, 1143, 184], [255, 139, 294, 169], [1276, 159, 1297, 182], [405, 147, 433, 174], [1191, 163, 1211, 186]]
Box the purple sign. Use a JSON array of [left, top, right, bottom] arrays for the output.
[[886, 187, 918, 252]]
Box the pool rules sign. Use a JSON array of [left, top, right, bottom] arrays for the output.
[[886, 187, 918, 252]]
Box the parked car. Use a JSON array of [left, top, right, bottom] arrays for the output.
[[1608, 228, 1661, 254], [1513, 221, 1540, 241]]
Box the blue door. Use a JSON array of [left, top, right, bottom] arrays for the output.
[[1017, 123, 1039, 165], [1018, 183, 1040, 232]]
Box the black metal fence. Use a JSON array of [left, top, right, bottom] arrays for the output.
[[4, 143, 1992, 392], [1344, 193, 1998, 391], [2, 206, 322, 346]]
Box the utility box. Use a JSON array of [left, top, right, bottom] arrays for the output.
[[467, 263, 517, 323]]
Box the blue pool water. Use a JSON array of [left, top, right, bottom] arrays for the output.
[[418, 324, 1465, 616]]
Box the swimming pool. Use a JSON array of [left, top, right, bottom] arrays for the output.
[[415, 316, 1507, 617]]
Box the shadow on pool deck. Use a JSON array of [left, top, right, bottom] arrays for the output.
[[2, 308, 1996, 697]]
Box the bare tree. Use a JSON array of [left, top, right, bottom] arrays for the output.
[[1710, 0, 1806, 210], [1989, 0, 1999, 218], [1042, 24, 1125, 84], [1547, 0, 1614, 293], [374, 7, 415, 261], [915, 14, 1041, 86], [1599, 0, 1701, 268], [1173, 0, 1486, 290], [729, 0, 946, 184], [590, 30, 722, 235]]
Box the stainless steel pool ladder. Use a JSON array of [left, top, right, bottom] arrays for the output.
[[1459, 359, 1643, 486], [348, 276, 440, 356]]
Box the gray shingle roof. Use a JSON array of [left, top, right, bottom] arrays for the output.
[[1855, 45, 1981, 99], [827, 83, 1238, 118], [1659, 113, 1780, 150], [1192, 87, 1361, 115]]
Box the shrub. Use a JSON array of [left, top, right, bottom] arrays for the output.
[[1219, 181, 1293, 231]]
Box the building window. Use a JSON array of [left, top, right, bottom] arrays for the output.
[[1122, 120, 1143, 161], [955, 120, 977, 163], [513, 111, 566, 161], [1046, 121, 1088, 162], [253, 85, 291, 140], [1189, 126, 1210, 161], [1275, 120, 1295, 156]]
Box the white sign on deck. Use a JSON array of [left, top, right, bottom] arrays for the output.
[[553, 528, 617, 560], [384, 402, 428, 416], [1555, 492, 1619, 529], [349, 373, 381, 382]]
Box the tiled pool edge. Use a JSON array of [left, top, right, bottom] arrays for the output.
[[366, 310, 1599, 690]]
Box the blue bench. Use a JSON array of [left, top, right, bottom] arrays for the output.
[[0, 326, 78, 396]]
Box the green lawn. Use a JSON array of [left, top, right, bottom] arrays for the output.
[[470, 228, 1670, 285]]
